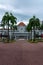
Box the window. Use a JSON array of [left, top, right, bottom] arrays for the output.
[[21, 28, 23, 30]]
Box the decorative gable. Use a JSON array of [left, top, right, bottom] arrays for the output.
[[17, 22, 26, 32], [18, 22, 26, 26]]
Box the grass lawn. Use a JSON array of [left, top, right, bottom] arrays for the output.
[[28, 38, 43, 43], [0, 37, 16, 43]]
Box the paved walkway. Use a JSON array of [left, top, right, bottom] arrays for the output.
[[0, 40, 43, 65]]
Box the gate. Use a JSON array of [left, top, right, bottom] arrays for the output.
[[14, 32, 31, 40]]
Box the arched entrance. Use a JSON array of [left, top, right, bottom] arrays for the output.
[[16, 36, 27, 40], [14, 32, 31, 40]]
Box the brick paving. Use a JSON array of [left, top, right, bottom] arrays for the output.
[[0, 40, 43, 65]]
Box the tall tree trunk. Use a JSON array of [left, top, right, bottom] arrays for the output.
[[33, 27, 35, 41], [31, 29, 32, 40], [11, 27, 12, 40], [7, 21, 9, 42], [41, 29, 42, 39]]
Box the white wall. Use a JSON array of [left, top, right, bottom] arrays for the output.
[[17, 26, 26, 32]]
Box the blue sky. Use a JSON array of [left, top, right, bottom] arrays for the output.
[[0, 0, 43, 24]]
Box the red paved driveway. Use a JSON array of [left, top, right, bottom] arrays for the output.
[[0, 40, 43, 65]]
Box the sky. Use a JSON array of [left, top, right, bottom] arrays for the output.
[[0, 0, 43, 24]]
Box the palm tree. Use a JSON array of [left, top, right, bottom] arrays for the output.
[[9, 13, 17, 40], [1, 12, 17, 42], [27, 16, 40, 40]]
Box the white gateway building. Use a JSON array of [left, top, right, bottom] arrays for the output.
[[14, 22, 31, 40], [0, 22, 31, 40]]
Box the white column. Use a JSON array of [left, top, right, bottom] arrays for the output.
[[32, 30, 34, 40], [27, 35, 28, 40]]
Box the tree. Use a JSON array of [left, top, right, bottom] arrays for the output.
[[13, 25, 17, 30], [29, 16, 40, 29], [10, 13, 17, 29], [1, 12, 17, 42], [40, 23, 43, 35], [26, 24, 31, 32], [40, 24, 43, 30], [27, 16, 40, 40]]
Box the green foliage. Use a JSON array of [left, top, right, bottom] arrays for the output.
[[1, 12, 17, 29], [29, 16, 40, 28], [13, 25, 17, 30], [26, 16, 40, 32], [28, 39, 38, 43], [26, 24, 31, 32], [40, 24, 43, 30], [1, 12, 17, 42], [26, 16, 40, 41]]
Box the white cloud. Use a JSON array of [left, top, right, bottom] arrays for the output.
[[0, 4, 6, 9], [0, 4, 23, 14], [0, 0, 43, 23], [17, 19, 29, 25], [0, 4, 14, 11]]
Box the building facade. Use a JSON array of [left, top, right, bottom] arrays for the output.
[[0, 22, 31, 40], [0, 22, 42, 40], [14, 22, 31, 40]]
